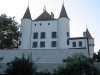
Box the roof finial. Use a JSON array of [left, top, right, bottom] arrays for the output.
[[86, 24, 88, 30], [43, 5, 46, 11], [63, 0, 64, 5], [28, 0, 29, 7]]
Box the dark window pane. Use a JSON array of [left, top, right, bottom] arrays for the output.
[[48, 23, 50, 25], [33, 42, 37, 48], [33, 32, 38, 39], [79, 41, 82, 47], [67, 40, 69, 45], [41, 32, 45, 39], [19, 41, 21, 46], [40, 42, 45, 47], [67, 32, 69, 37], [73, 42, 76, 47], [51, 41, 56, 47], [40, 23, 42, 26], [52, 32, 56, 38], [19, 33, 22, 37]]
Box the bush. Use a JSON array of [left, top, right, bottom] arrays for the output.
[[5, 54, 36, 75]]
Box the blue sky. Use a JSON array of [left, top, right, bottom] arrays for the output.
[[0, 0, 99, 52]]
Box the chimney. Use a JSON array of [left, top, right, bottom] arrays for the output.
[[51, 12, 54, 19]]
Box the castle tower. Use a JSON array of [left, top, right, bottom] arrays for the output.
[[83, 28, 94, 57], [57, 4, 70, 49], [19, 7, 32, 49]]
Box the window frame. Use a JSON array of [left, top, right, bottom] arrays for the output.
[[79, 41, 82, 47], [51, 41, 56, 47], [40, 41, 45, 47], [33, 42, 38, 48], [73, 42, 76, 47], [33, 32, 38, 39], [52, 32, 57, 38], [40, 32, 45, 39]]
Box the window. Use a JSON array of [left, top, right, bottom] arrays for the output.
[[19, 33, 22, 37], [33, 42, 37, 48], [33, 32, 38, 39], [73, 42, 76, 47], [48, 23, 50, 25], [19, 41, 21, 46], [40, 41, 45, 47], [79, 41, 82, 47], [52, 32, 57, 38], [67, 40, 69, 45], [51, 41, 56, 47], [67, 32, 69, 37], [41, 32, 45, 39], [40, 23, 42, 26]]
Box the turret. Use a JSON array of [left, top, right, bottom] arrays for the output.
[[83, 28, 94, 58], [57, 4, 70, 49], [19, 6, 32, 49]]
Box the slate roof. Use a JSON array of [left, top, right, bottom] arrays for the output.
[[35, 10, 54, 21], [59, 4, 69, 19], [22, 7, 32, 19]]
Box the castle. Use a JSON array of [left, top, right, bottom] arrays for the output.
[[0, 3, 94, 73], [19, 4, 94, 57]]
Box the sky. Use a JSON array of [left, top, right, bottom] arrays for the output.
[[0, 0, 99, 52]]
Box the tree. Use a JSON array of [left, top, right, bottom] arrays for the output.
[[5, 54, 36, 75], [53, 53, 98, 75], [0, 14, 19, 49], [93, 50, 100, 62]]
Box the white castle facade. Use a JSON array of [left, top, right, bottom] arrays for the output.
[[19, 4, 94, 57], [0, 4, 94, 73]]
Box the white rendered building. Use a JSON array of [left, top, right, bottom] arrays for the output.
[[0, 4, 94, 73], [19, 4, 94, 57]]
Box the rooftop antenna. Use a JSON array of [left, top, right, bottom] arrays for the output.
[[43, 5, 46, 11]]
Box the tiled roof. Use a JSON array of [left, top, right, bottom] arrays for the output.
[[22, 7, 32, 19], [35, 10, 54, 21]]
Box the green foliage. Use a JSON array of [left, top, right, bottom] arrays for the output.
[[5, 54, 36, 75], [0, 14, 19, 49], [53, 53, 99, 75], [93, 50, 100, 62]]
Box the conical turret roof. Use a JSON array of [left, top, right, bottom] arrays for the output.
[[59, 4, 69, 19], [84, 28, 93, 39], [22, 7, 32, 19]]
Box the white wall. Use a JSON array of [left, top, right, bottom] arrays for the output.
[[88, 39, 94, 58], [19, 19, 32, 49], [0, 49, 89, 74], [69, 39, 87, 49], [58, 18, 70, 49], [0, 49, 89, 63], [31, 20, 58, 49]]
